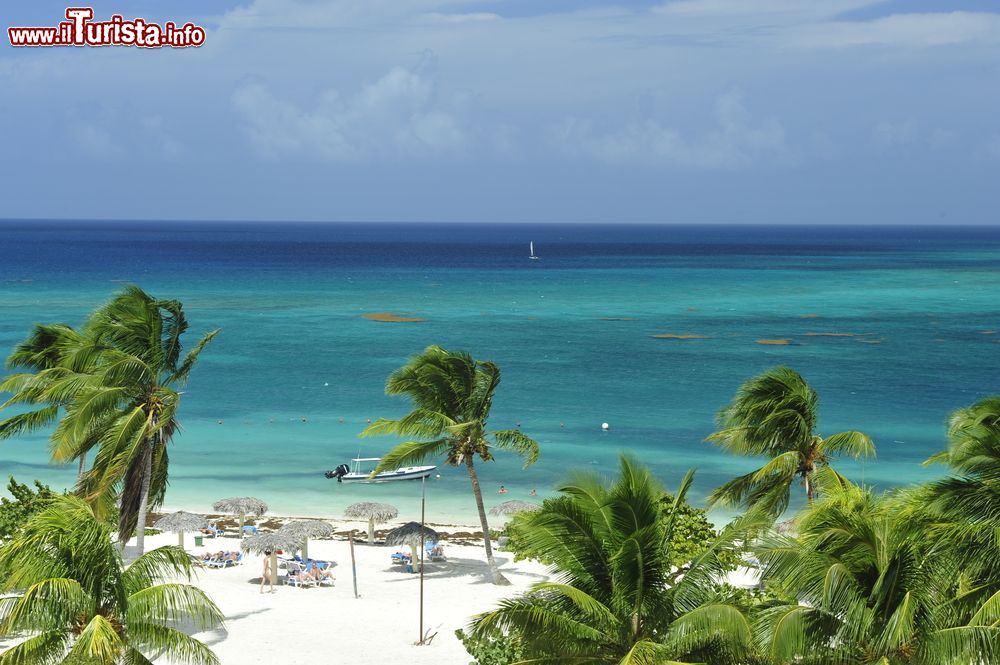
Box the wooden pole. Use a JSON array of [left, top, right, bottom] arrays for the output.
[[178, 531, 184, 548], [418, 475, 426, 644], [350, 533, 359, 599]]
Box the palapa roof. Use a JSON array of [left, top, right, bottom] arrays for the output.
[[153, 511, 208, 533], [240, 530, 304, 554], [280, 519, 335, 539], [384, 521, 439, 548], [344, 501, 399, 523], [489, 500, 540, 516], [212, 497, 268, 516]]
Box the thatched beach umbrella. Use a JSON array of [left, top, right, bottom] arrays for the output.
[[242, 531, 305, 586], [212, 497, 268, 539], [489, 500, 540, 517], [385, 522, 439, 571], [153, 511, 207, 549], [280, 520, 334, 560], [344, 502, 399, 545]]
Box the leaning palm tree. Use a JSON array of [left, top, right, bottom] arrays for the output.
[[706, 366, 875, 515], [362, 346, 539, 585], [0, 495, 223, 665], [0, 323, 105, 477], [0, 287, 218, 554], [76, 287, 219, 554], [470, 455, 764, 664], [756, 479, 1000, 664]]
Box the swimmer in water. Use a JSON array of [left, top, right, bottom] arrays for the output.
[[529, 489, 537, 497], [499, 485, 508, 495]]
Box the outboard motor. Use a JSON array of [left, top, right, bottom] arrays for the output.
[[324, 463, 351, 482]]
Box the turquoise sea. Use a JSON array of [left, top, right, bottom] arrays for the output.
[[1, 221, 999, 525]]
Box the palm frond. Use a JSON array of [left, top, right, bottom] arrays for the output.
[[492, 429, 540, 467], [821, 431, 876, 459], [372, 439, 452, 475]]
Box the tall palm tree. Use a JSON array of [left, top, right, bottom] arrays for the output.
[[706, 366, 875, 515], [756, 480, 1000, 664], [470, 455, 764, 664], [362, 346, 539, 585], [0, 287, 218, 554], [0, 323, 104, 476], [0, 495, 224, 665], [74, 287, 219, 554]]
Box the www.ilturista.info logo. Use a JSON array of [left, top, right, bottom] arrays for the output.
[[8, 8, 206, 48]]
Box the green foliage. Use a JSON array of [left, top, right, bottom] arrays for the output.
[[0, 477, 57, 541], [707, 365, 875, 515], [504, 490, 736, 572], [455, 628, 524, 665], [0, 286, 219, 553], [471, 455, 768, 665], [0, 495, 223, 665], [755, 478, 1000, 664], [361, 345, 539, 585]]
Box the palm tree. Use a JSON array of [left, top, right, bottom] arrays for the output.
[[706, 366, 875, 515], [75, 287, 219, 554], [470, 455, 763, 664], [0, 495, 224, 665], [0, 287, 218, 554], [0, 323, 104, 476], [362, 346, 539, 585], [919, 396, 1000, 585], [756, 479, 1000, 664]]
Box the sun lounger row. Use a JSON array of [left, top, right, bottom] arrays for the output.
[[390, 542, 446, 570], [194, 551, 243, 568], [285, 559, 335, 588]]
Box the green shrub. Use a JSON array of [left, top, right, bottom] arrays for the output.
[[456, 628, 524, 665], [0, 476, 57, 541], [504, 491, 737, 571]]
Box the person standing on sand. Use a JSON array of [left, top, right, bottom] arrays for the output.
[[260, 550, 275, 594]]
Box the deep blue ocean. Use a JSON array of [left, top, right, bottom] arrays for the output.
[[2, 221, 999, 524]]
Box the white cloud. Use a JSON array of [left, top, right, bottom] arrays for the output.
[[872, 120, 916, 149], [655, 0, 878, 19], [232, 66, 469, 161], [420, 12, 501, 24], [555, 90, 788, 169], [987, 135, 1000, 159], [72, 124, 122, 159], [796, 12, 1000, 49]]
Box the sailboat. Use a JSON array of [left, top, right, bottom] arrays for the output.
[[529, 241, 539, 260]]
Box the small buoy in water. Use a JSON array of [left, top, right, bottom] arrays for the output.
[[324, 382, 329, 386], [436, 474, 441, 478], [601, 422, 610, 431]]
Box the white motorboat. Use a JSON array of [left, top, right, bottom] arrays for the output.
[[325, 457, 436, 483]]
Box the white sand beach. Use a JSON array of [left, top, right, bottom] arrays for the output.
[[133, 526, 551, 665]]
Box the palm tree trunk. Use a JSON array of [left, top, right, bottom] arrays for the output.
[[805, 474, 815, 502], [77, 452, 86, 478], [134, 440, 154, 556], [465, 456, 509, 585]]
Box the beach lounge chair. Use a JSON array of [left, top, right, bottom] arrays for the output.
[[285, 561, 315, 588], [426, 542, 446, 562], [242, 525, 258, 536], [205, 552, 241, 568], [310, 560, 335, 586], [391, 551, 413, 573], [199, 525, 223, 538]]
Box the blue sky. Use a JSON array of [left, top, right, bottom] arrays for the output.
[[1, 0, 999, 223]]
